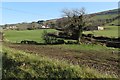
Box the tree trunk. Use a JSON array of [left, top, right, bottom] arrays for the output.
[[77, 36, 81, 44], [76, 26, 82, 44]]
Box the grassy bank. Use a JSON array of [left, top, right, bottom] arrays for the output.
[[2, 46, 117, 79]]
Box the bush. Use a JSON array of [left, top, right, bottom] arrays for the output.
[[42, 30, 64, 44], [106, 41, 120, 48], [87, 34, 94, 38], [27, 28, 34, 30], [42, 30, 49, 44], [21, 40, 37, 44], [56, 39, 64, 44]]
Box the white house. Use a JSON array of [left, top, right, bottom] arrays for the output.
[[6, 26, 17, 30], [98, 26, 104, 30], [41, 25, 50, 28], [41, 25, 46, 28]]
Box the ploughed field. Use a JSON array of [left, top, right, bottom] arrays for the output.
[[6, 43, 119, 77], [3, 44, 118, 79]]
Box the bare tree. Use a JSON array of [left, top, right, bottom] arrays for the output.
[[62, 8, 86, 43]]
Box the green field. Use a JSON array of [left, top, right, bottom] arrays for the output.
[[4, 26, 118, 44], [90, 10, 118, 26], [109, 19, 119, 26], [4, 29, 57, 43], [91, 14, 118, 20], [52, 43, 118, 53], [83, 26, 118, 38]]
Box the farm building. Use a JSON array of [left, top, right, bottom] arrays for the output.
[[6, 26, 17, 30], [41, 25, 50, 28], [98, 26, 104, 30], [3, 24, 18, 30]]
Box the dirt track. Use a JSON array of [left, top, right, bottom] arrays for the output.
[[7, 43, 119, 76]]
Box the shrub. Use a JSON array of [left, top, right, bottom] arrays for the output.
[[27, 28, 34, 30], [21, 40, 37, 44], [42, 30, 64, 44], [106, 41, 120, 48], [87, 34, 94, 38], [42, 30, 50, 44], [56, 39, 64, 44]]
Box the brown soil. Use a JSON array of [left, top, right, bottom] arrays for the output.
[[7, 43, 119, 76]]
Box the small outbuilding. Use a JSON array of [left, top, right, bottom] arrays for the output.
[[98, 26, 104, 30]]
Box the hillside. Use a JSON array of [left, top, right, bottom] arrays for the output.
[[88, 8, 119, 26], [0, 8, 119, 29], [91, 8, 118, 15], [48, 8, 119, 28]]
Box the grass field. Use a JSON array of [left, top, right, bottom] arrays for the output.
[[90, 13, 118, 26], [109, 19, 119, 26], [83, 26, 118, 38], [2, 46, 117, 79], [4, 26, 119, 44], [52, 44, 118, 53], [91, 14, 118, 20], [4, 29, 57, 43], [4, 26, 118, 44]]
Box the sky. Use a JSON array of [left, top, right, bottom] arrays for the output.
[[0, 2, 118, 25]]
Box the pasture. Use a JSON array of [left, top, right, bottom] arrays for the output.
[[4, 26, 119, 44], [91, 14, 118, 20], [83, 26, 118, 38], [4, 29, 57, 43]]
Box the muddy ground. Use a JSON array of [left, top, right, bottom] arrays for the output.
[[6, 43, 119, 77]]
